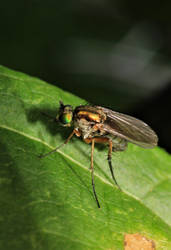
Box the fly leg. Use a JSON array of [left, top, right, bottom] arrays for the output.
[[39, 129, 79, 158], [85, 137, 121, 206], [84, 137, 102, 208], [85, 137, 115, 208], [91, 139, 101, 208], [108, 140, 121, 190]]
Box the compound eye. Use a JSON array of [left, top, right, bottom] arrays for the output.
[[60, 113, 72, 125]]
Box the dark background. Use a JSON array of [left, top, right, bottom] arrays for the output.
[[1, 0, 171, 152]]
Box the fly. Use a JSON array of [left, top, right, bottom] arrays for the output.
[[40, 101, 158, 208]]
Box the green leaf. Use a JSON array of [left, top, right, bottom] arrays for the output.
[[0, 65, 171, 250]]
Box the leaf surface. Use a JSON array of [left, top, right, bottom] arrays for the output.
[[0, 66, 171, 250]]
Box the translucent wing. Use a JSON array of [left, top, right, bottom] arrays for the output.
[[96, 106, 158, 148]]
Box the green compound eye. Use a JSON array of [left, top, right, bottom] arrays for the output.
[[61, 113, 72, 124]]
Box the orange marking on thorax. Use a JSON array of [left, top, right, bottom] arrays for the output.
[[78, 111, 101, 122]]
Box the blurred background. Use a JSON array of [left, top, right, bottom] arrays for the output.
[[1, 0, 171, 152]]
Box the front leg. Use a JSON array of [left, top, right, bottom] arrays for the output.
[[39, 129, 77, 158]]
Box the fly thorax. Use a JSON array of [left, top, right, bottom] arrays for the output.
[[74, 118, 94, 139]]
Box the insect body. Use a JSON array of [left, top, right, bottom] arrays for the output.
[[40, 101, 158, 208]]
